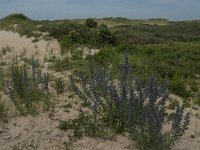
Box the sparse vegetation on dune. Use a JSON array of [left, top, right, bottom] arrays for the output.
[[5, 58, 51, 115], [0, 13, 200, 149]]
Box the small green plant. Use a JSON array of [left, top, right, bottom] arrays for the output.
[[168, 99, 179, 109], [1, 45, 12, 55], [59, 120, 73, 131], [44, 55, 56, 62], [32, 38, 40, 43], [60, 36, 75, 54], [6, 58, 51, 115], [170, 79, 190, 98], [183, 99, 191, 107], [0, 100, 7, 119], [194, 96, 200, 106], [53, 77, 65, 94], [0, 69, 5, 90], [50, 57, 70, 72], [63, 103, 72, 112]]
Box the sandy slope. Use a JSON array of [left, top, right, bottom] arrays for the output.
[[0, 30, 200, 150], [0, 30, 60, 64]]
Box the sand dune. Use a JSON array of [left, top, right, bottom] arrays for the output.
[[0, 30, 200, 150]]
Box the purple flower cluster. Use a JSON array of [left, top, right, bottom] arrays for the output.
[[6, 58, 50, 114], [70, 49, 190, 149]]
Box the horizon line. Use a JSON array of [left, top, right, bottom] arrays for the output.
[[1, 13, 200, 22]]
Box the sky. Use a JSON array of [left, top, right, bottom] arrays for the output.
[[0, 0, 199, 20]]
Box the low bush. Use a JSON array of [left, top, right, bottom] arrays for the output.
[[60, 36, 75, 54], [50, 57, 70, 72], [92, 47, 115, 65], [85, 18, 97, 28], [170, 78, 190, 98]]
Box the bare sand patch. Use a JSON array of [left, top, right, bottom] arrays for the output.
[[0, 30, 60, 64]]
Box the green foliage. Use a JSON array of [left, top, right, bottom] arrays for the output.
[[53, 77, 65, 94], [32, 38, 40, 43], [60, 111, 109, 139], [92, 47, 115, 65], [1, 46, 12, 55], [49, 57, 70, 72], [98, 23, 108, 30], [2, 13, 30, 21], [99, 29, 117, 45], [92, 43, 200, 98], [0, 69, 5, 91], [6, 59, 51, 115], [170, 79, 190, 98], [46, 22, 79, 39], [59, 120, 72, 131], [85, 18, 97, 28], [168, 99, 179, 109], [60, 36, 75, 54], [194, 97, 200, 106], [111, 21, 200, 45], [0, 100, 6, 119]]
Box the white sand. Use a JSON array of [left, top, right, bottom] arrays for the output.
[[0, 30, 60, 64]]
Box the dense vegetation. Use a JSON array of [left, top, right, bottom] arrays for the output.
[[111, 21, 200, 44]]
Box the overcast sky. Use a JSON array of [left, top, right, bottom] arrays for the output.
[[0, 0, 199, 20]]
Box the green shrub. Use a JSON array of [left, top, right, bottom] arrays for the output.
[[98, 23, 108, 30], [99, 29, 117, 45], [92, 47, 115, 65], [194, 97, 200, 106], [60, 37, 75, 54], [21, 29, 34, 38], [170, 79, 190, 98], [50, 57, 70, 72], [85, 18, 97, 28]]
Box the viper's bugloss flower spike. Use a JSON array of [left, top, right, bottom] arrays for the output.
[[69, 48, 190, 149], [7, 59, 50, 115]]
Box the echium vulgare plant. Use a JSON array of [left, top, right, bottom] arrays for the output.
[[70, 49, 190, 149], [53, 77, 65, 94], [6, 57, 50, 115]]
